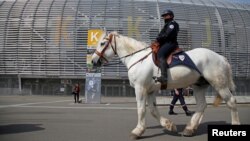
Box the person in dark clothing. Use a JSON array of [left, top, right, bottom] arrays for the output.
[[153, 9, 179, 83], [72, 83, 80, 103], [169, 88, 194, 116]]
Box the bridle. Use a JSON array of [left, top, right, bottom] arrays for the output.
[[94, 33, 152, 69], [94, 33, 117, 63]]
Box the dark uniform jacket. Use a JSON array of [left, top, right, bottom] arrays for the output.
[[156, 20, 179, 46]]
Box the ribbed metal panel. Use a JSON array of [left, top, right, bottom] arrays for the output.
[[0, 0, 250, 79]]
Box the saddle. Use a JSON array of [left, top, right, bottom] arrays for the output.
[[151, 41, 201, 84], [151, 41, 182, 67]]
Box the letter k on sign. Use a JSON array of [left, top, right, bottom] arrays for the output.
[[87, 29, 104, 48]]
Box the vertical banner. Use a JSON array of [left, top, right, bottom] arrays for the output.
[[85, 73, 101, 104], [85, 29, 103, 104]]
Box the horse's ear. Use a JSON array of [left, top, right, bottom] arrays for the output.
[[100, 27, 107, 37], [103, 27, 106, 31], [103, 31, 109, 40]]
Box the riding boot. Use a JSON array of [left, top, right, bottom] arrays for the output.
[[156, 58, 168, 83]]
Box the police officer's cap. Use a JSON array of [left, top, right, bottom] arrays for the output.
[[161, 9, 174, 17]]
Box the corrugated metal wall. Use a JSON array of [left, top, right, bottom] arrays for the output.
[[0, 0, 250, 96], [1, 0, 249, 78]]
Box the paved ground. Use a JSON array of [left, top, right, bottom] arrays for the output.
[[0, 95, 249, 141]]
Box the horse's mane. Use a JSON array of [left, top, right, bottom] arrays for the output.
[[110, 31, 148, 53]]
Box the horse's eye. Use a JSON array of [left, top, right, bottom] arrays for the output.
[[101, 42, 105, 46]]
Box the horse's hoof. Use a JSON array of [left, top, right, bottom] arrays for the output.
[[182, 129, 196, 137], [165, 121, 177, 132], [130, 133, 140, 140]]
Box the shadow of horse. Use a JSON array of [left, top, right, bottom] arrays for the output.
[[0, 124, 44, 135]]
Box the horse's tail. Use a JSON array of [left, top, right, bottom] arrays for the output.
[[213, 57, 236, 107]]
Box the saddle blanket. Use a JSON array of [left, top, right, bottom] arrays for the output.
[[168, 51, 201, 75]]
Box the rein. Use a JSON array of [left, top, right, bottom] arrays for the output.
[[104, 46, 151, 66], [95, 33, 152, 69]]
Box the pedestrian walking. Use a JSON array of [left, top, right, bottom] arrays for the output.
[[169, 88, 194, 116]]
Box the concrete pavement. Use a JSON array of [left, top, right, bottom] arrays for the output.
[[0, 95, 249, 141]]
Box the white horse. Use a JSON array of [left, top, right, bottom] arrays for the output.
[[91, 31, 240, 139]]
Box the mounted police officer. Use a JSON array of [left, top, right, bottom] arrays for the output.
[[154, 9, 179, 83]]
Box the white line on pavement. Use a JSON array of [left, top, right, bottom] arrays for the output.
[[0, 100, 72, 108], [15, 105, 137, 110]]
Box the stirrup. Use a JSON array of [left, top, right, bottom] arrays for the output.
[[152, 76, 168, 83]]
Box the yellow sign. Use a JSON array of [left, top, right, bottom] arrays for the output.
[[87, 29, 104, 48]]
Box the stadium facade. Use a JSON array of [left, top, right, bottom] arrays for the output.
[[0, 0, 250, 96]]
